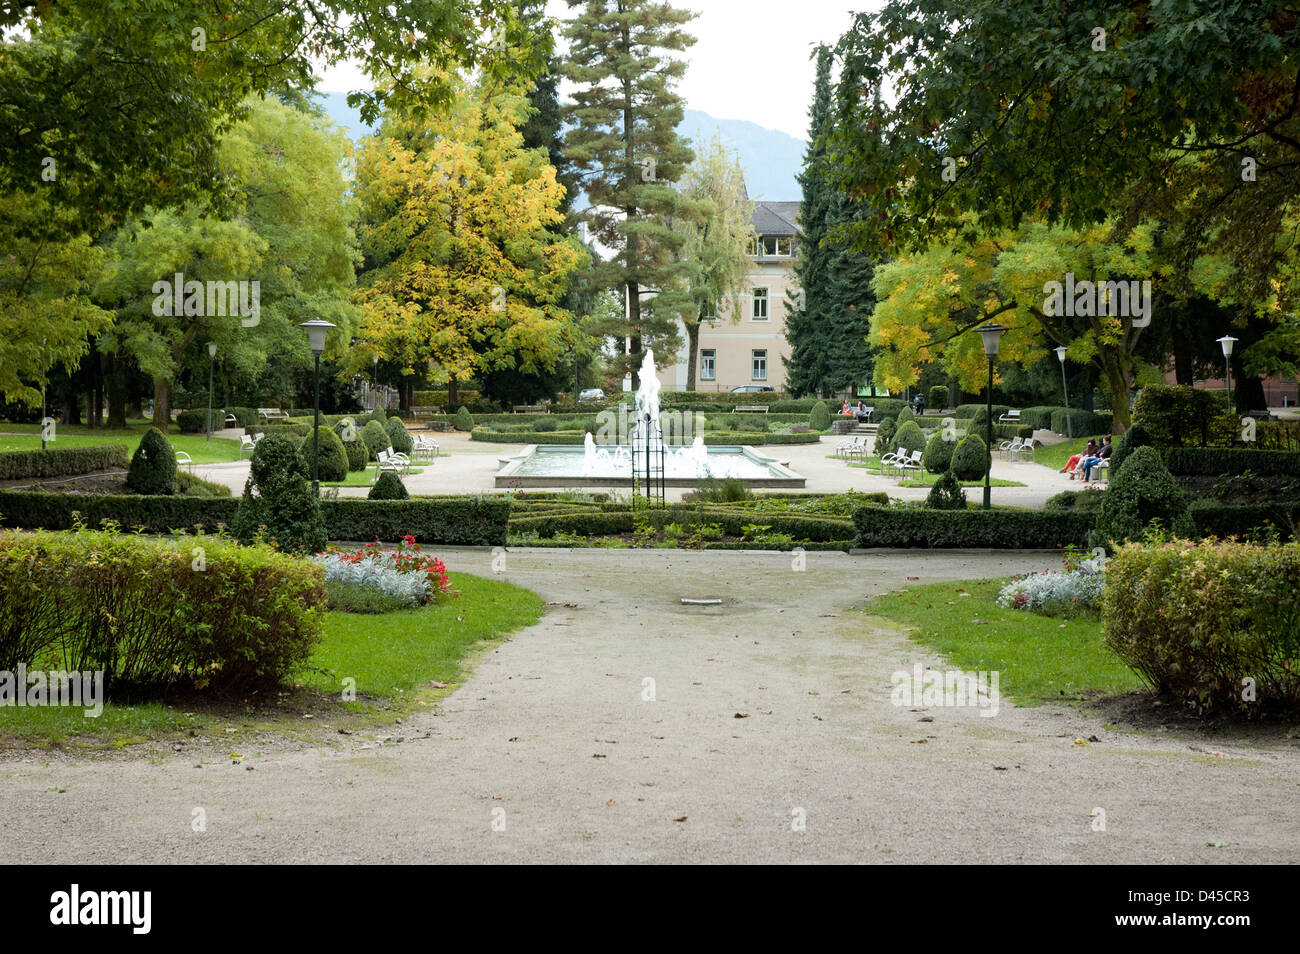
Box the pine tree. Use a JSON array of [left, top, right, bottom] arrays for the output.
[[786, 47, 836, 398], [561, 0, 699, 387], [824, 192, 877, 395]]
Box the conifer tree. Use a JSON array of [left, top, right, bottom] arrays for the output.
[[561, 0, 698, 386]]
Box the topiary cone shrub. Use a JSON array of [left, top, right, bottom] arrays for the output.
[[925, 469, 967, 509], [384, 417, 413, 455], [874, 417, 896, 454], [231, 434, 327, 554], [896, 405, 915, 425], [126, 427, 178, 494], [343, 439, 368, 472], [361, 420, 391, 460], [892, 419, 926, 456], [950, 433, 988, 481], [1109, 423, 1153, 476], [367, 406, 387, 424], [928, 385, 949, 411], [922, 431, 955, 474], [368, 471, 410, 500], [809, 400, 831, 431], [1089, 445, 1194, 549], [454, 406, 475, 432], [304, 425, 349, 483]]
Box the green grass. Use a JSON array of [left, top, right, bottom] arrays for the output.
[[0, 572, 544, 745], [299, 572, 543, 696], [865, 577, 1143, 705], [0, 421, 241, 465], [844, 456, 1023, 487], [322, 467, 426, 487]]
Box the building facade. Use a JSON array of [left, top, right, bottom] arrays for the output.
[[657, 201, 801, 393]]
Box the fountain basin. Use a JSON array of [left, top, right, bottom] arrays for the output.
[[495, 444, 806, 488]]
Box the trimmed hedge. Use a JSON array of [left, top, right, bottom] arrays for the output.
[[369, 471, 410, 500], [247, 422, 311, 439], [1188, 499, 1300, 542], [1051, 408, 1113, 437], [0, 527, 326, 693], [0, 444, 128, 480], [454, 407, 475, 431], [306, 425, 349, 483], [385, 417, 414, 455], [126, 427, 178, 495], [1018, 406, 1064, 430], [1164, 448, 1300, 477], [928, 385, 949, 410], [1090, 446, 1193, 548], [922, 432, 955, 474], [950, 433, 988, 481], [1103, 539, 1300, 715], [361, 419, 392, 458], [1132, 384, 1235, 448], [470, 428, 822, 446], [507, 505, 854, 542], [0, 491, 510, 546], [176, 410, 206, 434], [852, 506, 1093, 548]]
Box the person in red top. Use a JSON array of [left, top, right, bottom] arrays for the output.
[[1063, 439, 1098, 478]]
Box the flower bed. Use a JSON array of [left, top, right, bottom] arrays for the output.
[[996, 551, 1105, 617], [315, 536, 451, 612]]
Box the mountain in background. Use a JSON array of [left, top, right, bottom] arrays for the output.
[[316, 92, 805, 202]]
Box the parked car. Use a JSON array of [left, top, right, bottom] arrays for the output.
[[730, 385, 774, 393], [579, 388, 607, 402]]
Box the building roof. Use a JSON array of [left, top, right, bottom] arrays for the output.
[[753, 201, 801, 237]]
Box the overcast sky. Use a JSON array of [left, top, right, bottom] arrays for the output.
[[318, 2, 876, 141]]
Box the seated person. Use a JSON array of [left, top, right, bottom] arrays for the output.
[[1083, 437, 1113, 481], [1063, 440, 1098, 477], [841, 399, 851, 416]]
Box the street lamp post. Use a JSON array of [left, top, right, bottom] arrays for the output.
[[1054, 345, 1072, 451], [372, 355, 379, 411], [40, 336, 47, 451], [1217, 335, 1238, 407], [206, 341, 217, 442], [300, 320, 337, 495], [976, 324, 1008, 510]]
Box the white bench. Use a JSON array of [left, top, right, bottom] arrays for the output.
[[512, 405, 550, 414], [997, 409, 1021, 424], [239, 432, 264, 458], [373, 448, 411, 479], [175, 451, 194, 473], [733, 405, 770, 414], [257, 407, 290, 422]]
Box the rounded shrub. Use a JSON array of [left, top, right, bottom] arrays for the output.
[[304, 425, 349, 483], [950, 433, 989, 481], [928, 385, 949, 411], [454, 406, 475, 432], [367, 406, 387, 424], [809, 400, 831, 431], [368, 471, 410, 500], [384, 417, 413, 455], [1090, 445, 1194, 548], [1110, 423, 1153, 477], [896, 405, 916, 425], [874, 417, 896, 453], [925, 470, 968, 510], [126, 427, 178, 495], [922, 431, 955, 474], [892, 419, 926, 456], [534, 418, 559, 433], [343, 439, 368, 472], [231, 434, 328, 554], [361, 419, 391, 459]]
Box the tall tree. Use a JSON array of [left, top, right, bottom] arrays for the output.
[[561, 0, 698, 386], [353, 72, 585, 405], [675, 134, 754, 392], [785, 46, 837, 398], [518, 1, 580, 227], [823, 193, 878, 396]]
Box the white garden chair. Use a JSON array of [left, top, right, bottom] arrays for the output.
[[895, 449, 924, 480], [412, 434, 439, 461], [175, 451, 194, 473], [239, 432, 264, 459], [373, 448, 411, 479]]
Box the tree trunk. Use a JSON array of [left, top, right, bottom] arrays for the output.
[[448, 380, 459, 408], [105, 350, 128, 429], [152, 377, 171, 433], [685, 320, 700, 392], [1097, 353, 1132, 433]]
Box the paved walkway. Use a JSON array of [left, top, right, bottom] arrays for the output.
[[3, 549, 1297, 863], [197, 432, 1076, 507]]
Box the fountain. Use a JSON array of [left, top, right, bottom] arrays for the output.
[[499, 348, 806, 489]]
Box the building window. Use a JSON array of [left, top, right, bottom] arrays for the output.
[[752, 349, 767, 381], [752, 287, 769, 321], [701, 349, 716, 381]]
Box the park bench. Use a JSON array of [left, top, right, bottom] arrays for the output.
[[239, 432, 264, 458], [373, 448, 410, 479], [410, 406, 444, 419], [997, 409, 1021, 424], [257, 407, 290, 422], [513, 405, 550, 414], [733, 405, 769, 414]]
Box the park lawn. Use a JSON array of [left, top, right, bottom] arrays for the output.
[[322, 467, 426, 488], [843, 456, 1023, 487], [0, 424, 242, 465], [0, 573, 544, 747], [864, 578, 1144, 706], [299, 572, 543, 698]]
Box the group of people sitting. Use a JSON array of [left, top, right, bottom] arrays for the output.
[[841, 399, 871, 421], [1062, 437, 1112, 482]]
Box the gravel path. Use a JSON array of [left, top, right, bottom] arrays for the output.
[[3, 548, 1298, 864]]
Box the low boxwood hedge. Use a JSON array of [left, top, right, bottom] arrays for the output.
[[246, 422, 311, 438], [1164, 447, 1300, 477], [1051, 408, 1113, 437], [852, 506, 1093, 548], [1188, 498, 1300, 542], [0, 491, 510, 546], [0, 444, 128, 480]]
